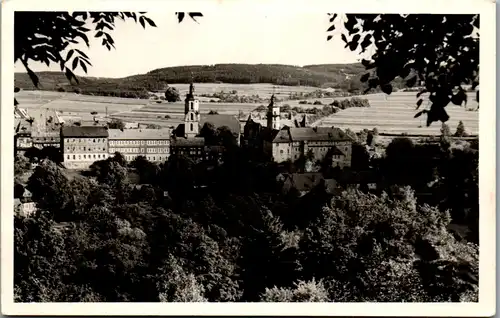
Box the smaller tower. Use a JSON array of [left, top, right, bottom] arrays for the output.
[[267, 94, 281, 130], [184, 82, 200, 138]]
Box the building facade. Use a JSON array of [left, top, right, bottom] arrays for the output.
[[61, 126, 109, 169], [14, 119, 33, 155], [270, 127, 352, 167], [243, 97, 353, 168], [108, 128, 171, 162]]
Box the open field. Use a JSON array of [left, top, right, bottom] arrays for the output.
[[15, 89, 479, 135], [165, 83, 321, 99], [309, 92, 479, 135]]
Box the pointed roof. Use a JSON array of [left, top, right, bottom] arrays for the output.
[[300, 114, 308, 127]]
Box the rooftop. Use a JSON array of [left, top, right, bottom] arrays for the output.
[[62, 126, 109, 138], [108, 128, 171, 140], [287, 127, 351, 142], [200, 114, 240, 135], [330, 145, 346, 156], [171, 136, 205, 147]]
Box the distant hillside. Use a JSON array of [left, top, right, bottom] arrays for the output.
[[14, 63, 403, 99]]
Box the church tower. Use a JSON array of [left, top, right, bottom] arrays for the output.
[[184, 82, 200, 138], [267, 94, 281, 130]]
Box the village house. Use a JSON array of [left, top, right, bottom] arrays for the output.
[[61, 126, 110, 169], [108, 128, 171, 163], [31, 109, 63, 149], [14, 188, 36, 217], [14, 119, 33, 156]]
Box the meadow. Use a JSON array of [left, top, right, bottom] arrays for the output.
[[304, 92, 479, 135], [15, 87, 479, 135]]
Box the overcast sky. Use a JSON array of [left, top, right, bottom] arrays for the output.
[[14, 12, 364, 78]]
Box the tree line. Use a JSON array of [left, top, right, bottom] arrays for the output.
[[14, 134, 479, 302]]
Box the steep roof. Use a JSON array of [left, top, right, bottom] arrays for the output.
[[330, 145, 345, 156], [108, 128, 171, 140], [62, 126, 109, 138], [200, 114, 240, 135], [260, 127, 280, 142], [272, 129, 291, 143], [288, 127, 351, 142], [171, 136, 205, 147]]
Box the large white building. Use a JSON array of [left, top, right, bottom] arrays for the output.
[[61, 126, 110, 169], [108, 128, 171, 162]]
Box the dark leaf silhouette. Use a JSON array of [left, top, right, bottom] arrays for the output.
[[72, 57, 79, 71], [80, 60, 87, 73], [360, 73, 370, 83], [327, 35, 333, 41], [144, 17, 157, 27], [27, 68, 39, 88], [414, 110, 427, 118], [75, 49, 89, 59], [65, 50, 75, 62], [416, 99, 424, 109], [406, 75, 417, 87], [381, 83, 393, 95], [341, 33, 348, 44], [188, 12, 203, 22], [327, 24, 336, 32], [329, 14, 479, 124], [176, 12, 185, 23], [416, 89, 428, 98]]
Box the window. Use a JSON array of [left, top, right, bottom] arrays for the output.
[[103, 148, 106, 151], [93, 154, 96, 159], [78, 155, 81, 159], [280, 149, 283, 154], [83, 155, 86, 159], [84, 146, 86, 151], [67, 155, 70, 159], [190, 123, 194, 131], [190, 113, 194, 121], [153, 157, 156, 161], [93, 139, 96, 143]]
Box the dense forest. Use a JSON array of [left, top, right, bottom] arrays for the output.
[[14, 63, 406, 99], [14, 134, 479, 302]]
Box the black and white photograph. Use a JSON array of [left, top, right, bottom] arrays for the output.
[[1, 0, 496, 315]]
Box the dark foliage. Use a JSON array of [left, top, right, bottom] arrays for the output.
[[327, 14, 479, 125]]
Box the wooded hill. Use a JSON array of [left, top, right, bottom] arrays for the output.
[[14, 63, 406, 98]]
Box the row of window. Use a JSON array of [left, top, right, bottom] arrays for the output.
[[147, 148, 169, 153], [122, 155, 168, 162], [109, 148, 142, 154], [66, 154, 108, 160], [65, 138, 105, 143], [109, 140, 169, 146], [175, 149, 203, 155], [66, 147, 106, 152]]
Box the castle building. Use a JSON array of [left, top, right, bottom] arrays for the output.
[[61, 126, 109, 169], [108, 128, 171, 162], [243, 96, 353, 168]]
